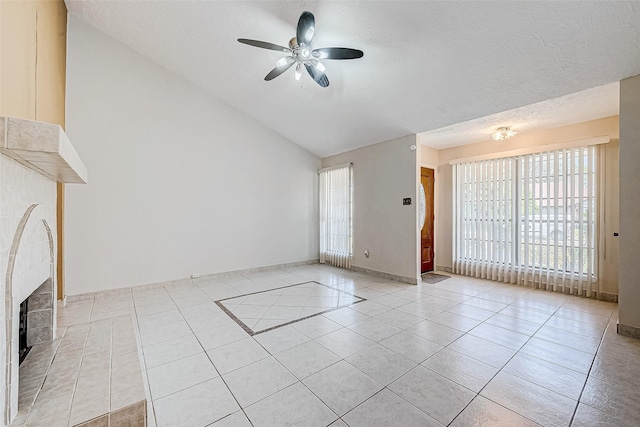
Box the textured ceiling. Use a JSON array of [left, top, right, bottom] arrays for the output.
[[419, 82, 620, 149], [65, 1, 640, 157]]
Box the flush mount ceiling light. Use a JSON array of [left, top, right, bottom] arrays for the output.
[[238, 11, 364, 88], [491, 126, 517, 141]]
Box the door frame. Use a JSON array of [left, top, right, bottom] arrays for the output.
[[420, 163, 437, 275]]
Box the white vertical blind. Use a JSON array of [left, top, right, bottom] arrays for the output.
[[453, 146, 599, 296], [454, 157, 516, 282], [319, 164, 353, 268]]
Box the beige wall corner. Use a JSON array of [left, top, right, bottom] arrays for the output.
[[0, 0, 38, 120], [418, 141, 439, 167], [323, 134, 419, 282], [618, 74, 640, 333], [0, 0, 66, 124], [35, 0, 67, 128], [0, 0, 67, 300]]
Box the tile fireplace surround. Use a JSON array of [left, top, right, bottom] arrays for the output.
[[1, 116, 87, 426]]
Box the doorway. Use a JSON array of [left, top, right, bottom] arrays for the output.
[[420, 167, 435, 273]]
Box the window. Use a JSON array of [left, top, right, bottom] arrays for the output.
[[453, 145, 598, 295], [319, 164, 353, 268]]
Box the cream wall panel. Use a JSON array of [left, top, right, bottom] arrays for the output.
[[419, 144, 439, 167], [0, 0, 37, 120], [0, 0, 66, 124], [619, 74, 640, 330], [0, 0, 67, 302], [34, 0, 67, 127], [600, 143, 619, 296]]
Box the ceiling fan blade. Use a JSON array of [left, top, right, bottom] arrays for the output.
[[237, 38, 291, 53], [264, 57, 295, 81], [305, 63, 329, 87], [313, 47, 364, 60], [296, 11, 315, 46]]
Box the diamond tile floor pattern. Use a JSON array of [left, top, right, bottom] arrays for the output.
[[217, 281, 365, 334], [45, 265, 640, 427]]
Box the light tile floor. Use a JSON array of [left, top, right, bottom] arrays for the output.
[[14, 315, 146, 426], [49, 265, 640, 427]]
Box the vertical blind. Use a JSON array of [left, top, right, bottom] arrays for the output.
[[319, 164, 353, 268], [453, 145, 599, 296]]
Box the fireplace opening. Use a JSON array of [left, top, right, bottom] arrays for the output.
[[19, 299, 32, 364]]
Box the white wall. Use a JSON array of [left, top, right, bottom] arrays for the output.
[[433, 116, 620, 295], [64, 17, 320, 296], [619, 74, 640, 331], [322, 135, 418, 282]]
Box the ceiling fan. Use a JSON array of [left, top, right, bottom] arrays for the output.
[[238, 11, 364, 88]]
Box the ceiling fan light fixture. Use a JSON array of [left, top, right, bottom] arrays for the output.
[[304, 27, 315, 43], [492, 126, 517, 141], [237, 11, 363, 88], [276, 56, 292, 67]]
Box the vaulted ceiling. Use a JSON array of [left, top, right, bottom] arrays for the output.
[[65, 1, 640, 157]]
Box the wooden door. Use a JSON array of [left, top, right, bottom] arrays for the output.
[[420, 168, 435, 273]]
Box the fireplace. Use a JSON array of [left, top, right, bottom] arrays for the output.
[[18, 279, 55, 366], [1, 116, 87, 426], [18, 300, 29, 364]]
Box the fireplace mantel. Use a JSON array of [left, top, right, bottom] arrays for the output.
[[0, 116, 87, 184], [1, 115, 87, 425]]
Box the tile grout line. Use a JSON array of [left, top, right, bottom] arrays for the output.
[[22, 324, 67, 425], [201, 277, 358, 424], [72, 303, 98, 426], [74, 272, 444, 426], [238, 286, 440, 426], [66, 319, 90, 426], [384, 278, 613, 425], [443, 289, 609, 426], [376, 287, 499, 426], [56, 269, 619, 427], [248, 270, 508, 422], [397, 286, 552, 426], [566, 308, 616, 427], [168, 283, 257, 427], [131, 290, 161, 427], [221, 275, 374, 424], [242, 337, 343, 426], [214, 280, 367, 337]]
